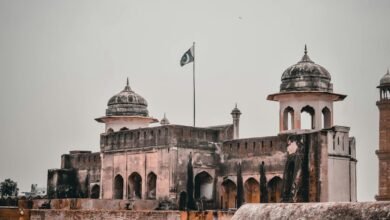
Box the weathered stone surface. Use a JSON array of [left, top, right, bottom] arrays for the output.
[[232, 202, 390, 220]]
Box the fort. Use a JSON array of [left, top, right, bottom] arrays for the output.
[[46, 46, 358, 209]]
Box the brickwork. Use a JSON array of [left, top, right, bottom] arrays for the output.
[[376, 99, 390, 200]]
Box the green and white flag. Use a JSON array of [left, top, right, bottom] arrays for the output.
[[180, 46, 194, 66]]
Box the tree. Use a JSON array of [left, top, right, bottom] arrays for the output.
[[0, 179, 19, 197], [186, 152, 196, 210], [259, 161, 268, 203], [236, 162, 244, 208]]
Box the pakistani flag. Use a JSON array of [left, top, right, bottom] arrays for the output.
[[180, 46, 194, 66]]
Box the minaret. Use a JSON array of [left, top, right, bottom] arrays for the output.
[[231, 104, 241, 139], [376, 69, 390, 201]]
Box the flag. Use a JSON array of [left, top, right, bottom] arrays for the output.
[[180, 46, 194, 66]]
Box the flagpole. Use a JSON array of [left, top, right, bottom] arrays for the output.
[[193, 41, 196, 127]]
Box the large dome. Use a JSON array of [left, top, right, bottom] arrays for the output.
[[280, 46, 333, 93], [106, 79, 149, 117], [380, 69, 390, 86]]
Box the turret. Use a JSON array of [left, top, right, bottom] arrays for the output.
[[231, 104, 241, 139]]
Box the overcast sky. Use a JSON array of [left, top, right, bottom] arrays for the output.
[[0, 0, 389, 201]]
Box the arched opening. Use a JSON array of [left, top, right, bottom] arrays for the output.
[[179, 191, 187, 210], [128, 172, 142, 199], [283, 106, 294, 130], [90, 184, 100, 199], [267, 176, 282, 203], [220, 179, 237, 209], [244, 178, 260, 203], [194, 171, 213, 200], [322, 107, 331, 128], [113, 175, 124, 199], [301, 105, 315, 129], [120, 127, 129, 131], [147, 172, 157, 199]]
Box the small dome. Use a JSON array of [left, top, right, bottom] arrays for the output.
[[380, 69, 390, 85], [106, 78, 149, 117], [280, 45, 333, 92], [160, 113, 170, 125]]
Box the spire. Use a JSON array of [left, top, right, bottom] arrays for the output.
[[160, 113, 170, 125], [299, 44, 313, 63], [124, 77, 132, 91], [304, 44, 308, 55]]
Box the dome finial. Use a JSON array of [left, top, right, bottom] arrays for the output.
[[124, 77, 131, 91], [304, 44, 308, 55], [387, 68, 389, 75]]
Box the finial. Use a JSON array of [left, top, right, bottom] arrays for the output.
[[304, 44, 307, 55], [235, 103, 237, 108], [124, 77, 131, 91], [387, 68, 389, 75]]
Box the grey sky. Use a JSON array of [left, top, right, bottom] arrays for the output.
[[0, 0, 389, 201]]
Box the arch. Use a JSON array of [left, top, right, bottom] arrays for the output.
[[194, 171, 213, 200], [147, 172, 157, 199], [107, 128, 114, 133], [220, 179, 237, 209], [128, 172, 142, 199], [244, 178, 260, 203], [322, 107, 331, 128], [179, 191, 187, 210], [113, 175, 124, 199], [90, 184, 100, 199], [267, 176, 282, 203], [120, 127, 129, 131], [283, 106, 295, 130], [301, 105, 315, 129]]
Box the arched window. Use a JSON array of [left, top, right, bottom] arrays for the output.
[[322, 107, 331, 128], [147, 172, 157, 199], [301, 105, 315, 129], [283, 106, 295, 130], [220, 179, 237, 209], [267, 176, 282, 203], [244, 178, 260, 203], [194, 171, 213, 200], [113, 175, 124, 199], [91, 184, 100, 199], [128, 172, 142, 199]]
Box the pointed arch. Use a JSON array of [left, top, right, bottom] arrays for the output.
[[113, 175, 124, 199], [128, 172, 142, 199], [244, 178, 260, 203], [301, 105, 315, 129], [91, 184, 100, 199], [267, 176, 282, 203], [283, 106, 295, 130], [220, 179, 237, 209], [147, 172, 157, 199], [194, 171, 213, 200], [322, 107, 331, 128]]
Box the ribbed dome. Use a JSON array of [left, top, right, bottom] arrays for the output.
[[106, 78, 149, 117], [380, 69, 390, 85], [280, 45, 333, 93]]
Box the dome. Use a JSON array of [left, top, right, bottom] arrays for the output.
[[280, 45, 333, 92], [380, 69, 390, 86], [106, 78, 149, 117], [231, 104, 241, 115]]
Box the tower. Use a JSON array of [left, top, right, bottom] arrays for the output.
[[231, 104, 241, 139], [376, 69, 390, 201], [95, 78, 158, 131], [267, 45, 346, 132]]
